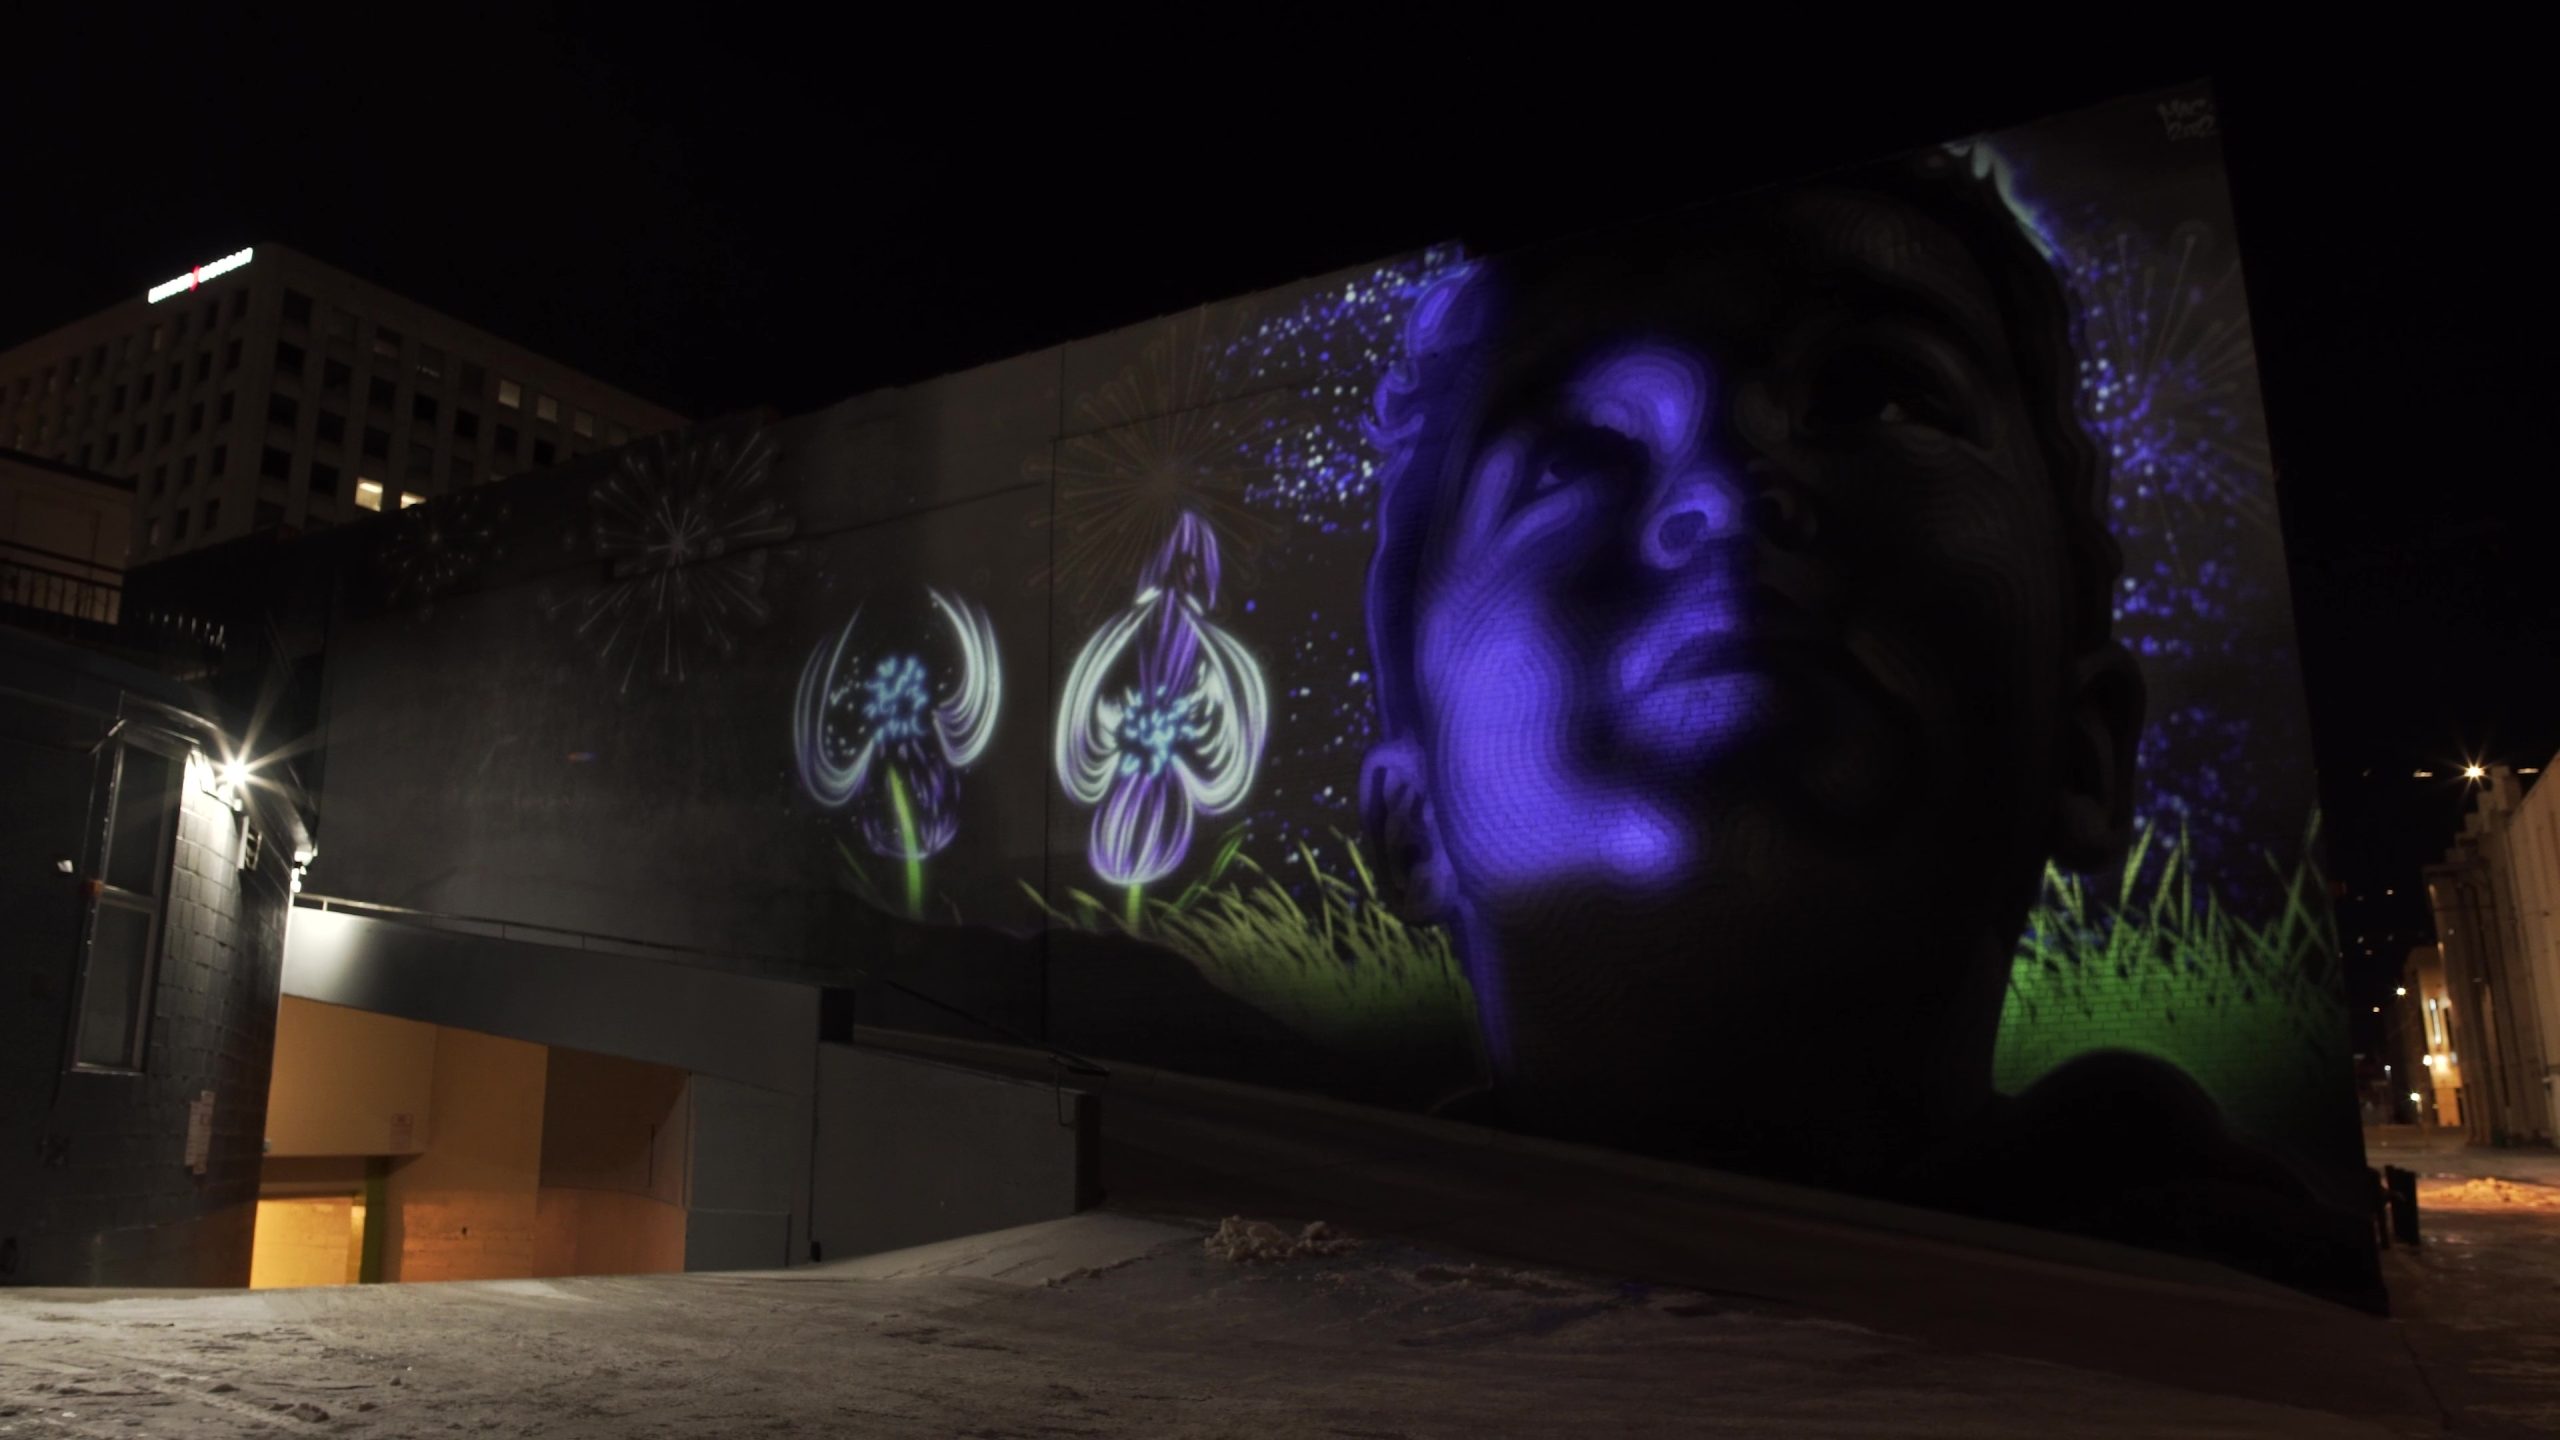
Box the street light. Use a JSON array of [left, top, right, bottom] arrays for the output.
[[2397, 986, 2408, 997], [2464, 763, 2487, 781]]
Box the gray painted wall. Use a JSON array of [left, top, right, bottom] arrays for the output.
[[810, 1044, 1097, 1262]]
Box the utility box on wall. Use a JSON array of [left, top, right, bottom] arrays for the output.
[[810, 1044, 1099, 1262]]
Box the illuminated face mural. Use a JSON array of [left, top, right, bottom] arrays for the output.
[[1362, 152, 2145, 1175], [1055, 512, 1271, 923], [793, 589, 1002, 917]]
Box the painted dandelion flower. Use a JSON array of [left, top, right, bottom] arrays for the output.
[[793, 589, 1002, 918], [1055, 512, 1270, 925]]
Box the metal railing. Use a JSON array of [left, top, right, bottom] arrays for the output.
[[0, 541, 121, 625]]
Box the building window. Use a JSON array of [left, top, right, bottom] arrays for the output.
[[497, 378, 523, 410], [268, 394, 298, 429], [138, 373, 154, 404], [224, 338, 242, 374], [459, 361, 486, 396], [371, 327, 402, 363], [111, 383, 127, 414], [323, 358, 351, 395], [155, 415, 172, 445], [325, 309, 355, 343], [255, 500, 284, 531], [105, 435, 120, 463], [399, 490, 423, 509], [310, 461, 341, 497], [73, 740, 181, 1070], [194, 351, 212, 384], [275, 341, 306, 378], [368, 377, 395, 412], [261, 445, 293, 481], [151, 465, 168, 496], [606, 421, 629, 446], [211, 444, 227, 475], [413, 393, 438, 425], [494, 423, 518, 455], [230, 291, 248, 322], [355, 477, 383, 512], [150, 326, 166, 353], [572, 408, 595, 439], [416, 346, 444, 383], [406, 441, 433, 474], [453, 408, 479, 442], [146, 517, 160, 547], [534, 439, 556, 466], [362, 426, 389, 460], [189, 401, 204, 435], [534, 393, 559, 423], [448, 456, 473, 486], [218, 392, 235, 424], [167, 363, 181, 392], [205, 497, 221, 532], [181, 455, 196, 487], [174, 508, 190, 541], [316, 409, 345, 446], [282, 289, 313, 326]]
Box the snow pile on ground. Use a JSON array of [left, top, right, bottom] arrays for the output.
[[1203, 1217, 1357, 1263], [2423, 1176, 2560, 1210]]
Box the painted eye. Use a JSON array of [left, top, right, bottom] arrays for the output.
[[1527, 426, 1645, 501], [1804, 347, 1970, 439]]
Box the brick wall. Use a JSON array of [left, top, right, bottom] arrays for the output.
[[0, 706, 295, 1287]]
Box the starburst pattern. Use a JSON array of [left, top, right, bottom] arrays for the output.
[[376, 484, 509, 611], [1041, 310, 1298, 617], [551, 425, 795, 693]]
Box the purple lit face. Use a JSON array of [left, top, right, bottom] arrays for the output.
[[1390, 191, 2111, 1120]]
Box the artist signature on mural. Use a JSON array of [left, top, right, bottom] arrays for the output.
[[2159, 96, 2217, 141]]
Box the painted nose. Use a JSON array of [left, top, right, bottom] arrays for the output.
[[1640, 470, 1744, 571]]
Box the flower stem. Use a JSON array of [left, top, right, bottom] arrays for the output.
[[887, 765, 924, 920], [1124, 882, 1144, 932]]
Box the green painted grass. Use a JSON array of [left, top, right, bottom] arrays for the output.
[[1023, 829, 1479, 1063], [1994, 815, 2345, 1139]]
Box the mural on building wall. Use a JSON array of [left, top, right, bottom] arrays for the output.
[[549, 424, 797, 692], [793, 588, 1002, 919], [328, 83, 2370, 1300]]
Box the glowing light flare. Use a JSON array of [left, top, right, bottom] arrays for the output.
[[2463, 763, 2487, 781]]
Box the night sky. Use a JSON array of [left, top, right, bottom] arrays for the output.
[[4, 24, 2543, 1046]]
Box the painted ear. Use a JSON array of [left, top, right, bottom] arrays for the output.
[[2051, 642, 2147, 870], [1360, 736, 1458, 923]]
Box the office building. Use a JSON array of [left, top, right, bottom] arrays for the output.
[[0, 245, 685, 561], [2424, 760, 2560, 1147]]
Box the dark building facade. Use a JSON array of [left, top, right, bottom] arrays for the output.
[[0, 626, 310, 1285]]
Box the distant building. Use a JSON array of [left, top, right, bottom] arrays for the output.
[[2424, 761, 2560, 1147], [0, 245, 686, 561], [0, 447, 131, 628], [2391, 943, 2462, 1127]]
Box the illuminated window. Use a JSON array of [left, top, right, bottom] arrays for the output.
[[572, 408, 594, 439], [398, 491, 423, 509], [535, 393, 558, 423], [309, 462, 340, 498], [497, 378, 523, 410], [354, 478, 383, 511]]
